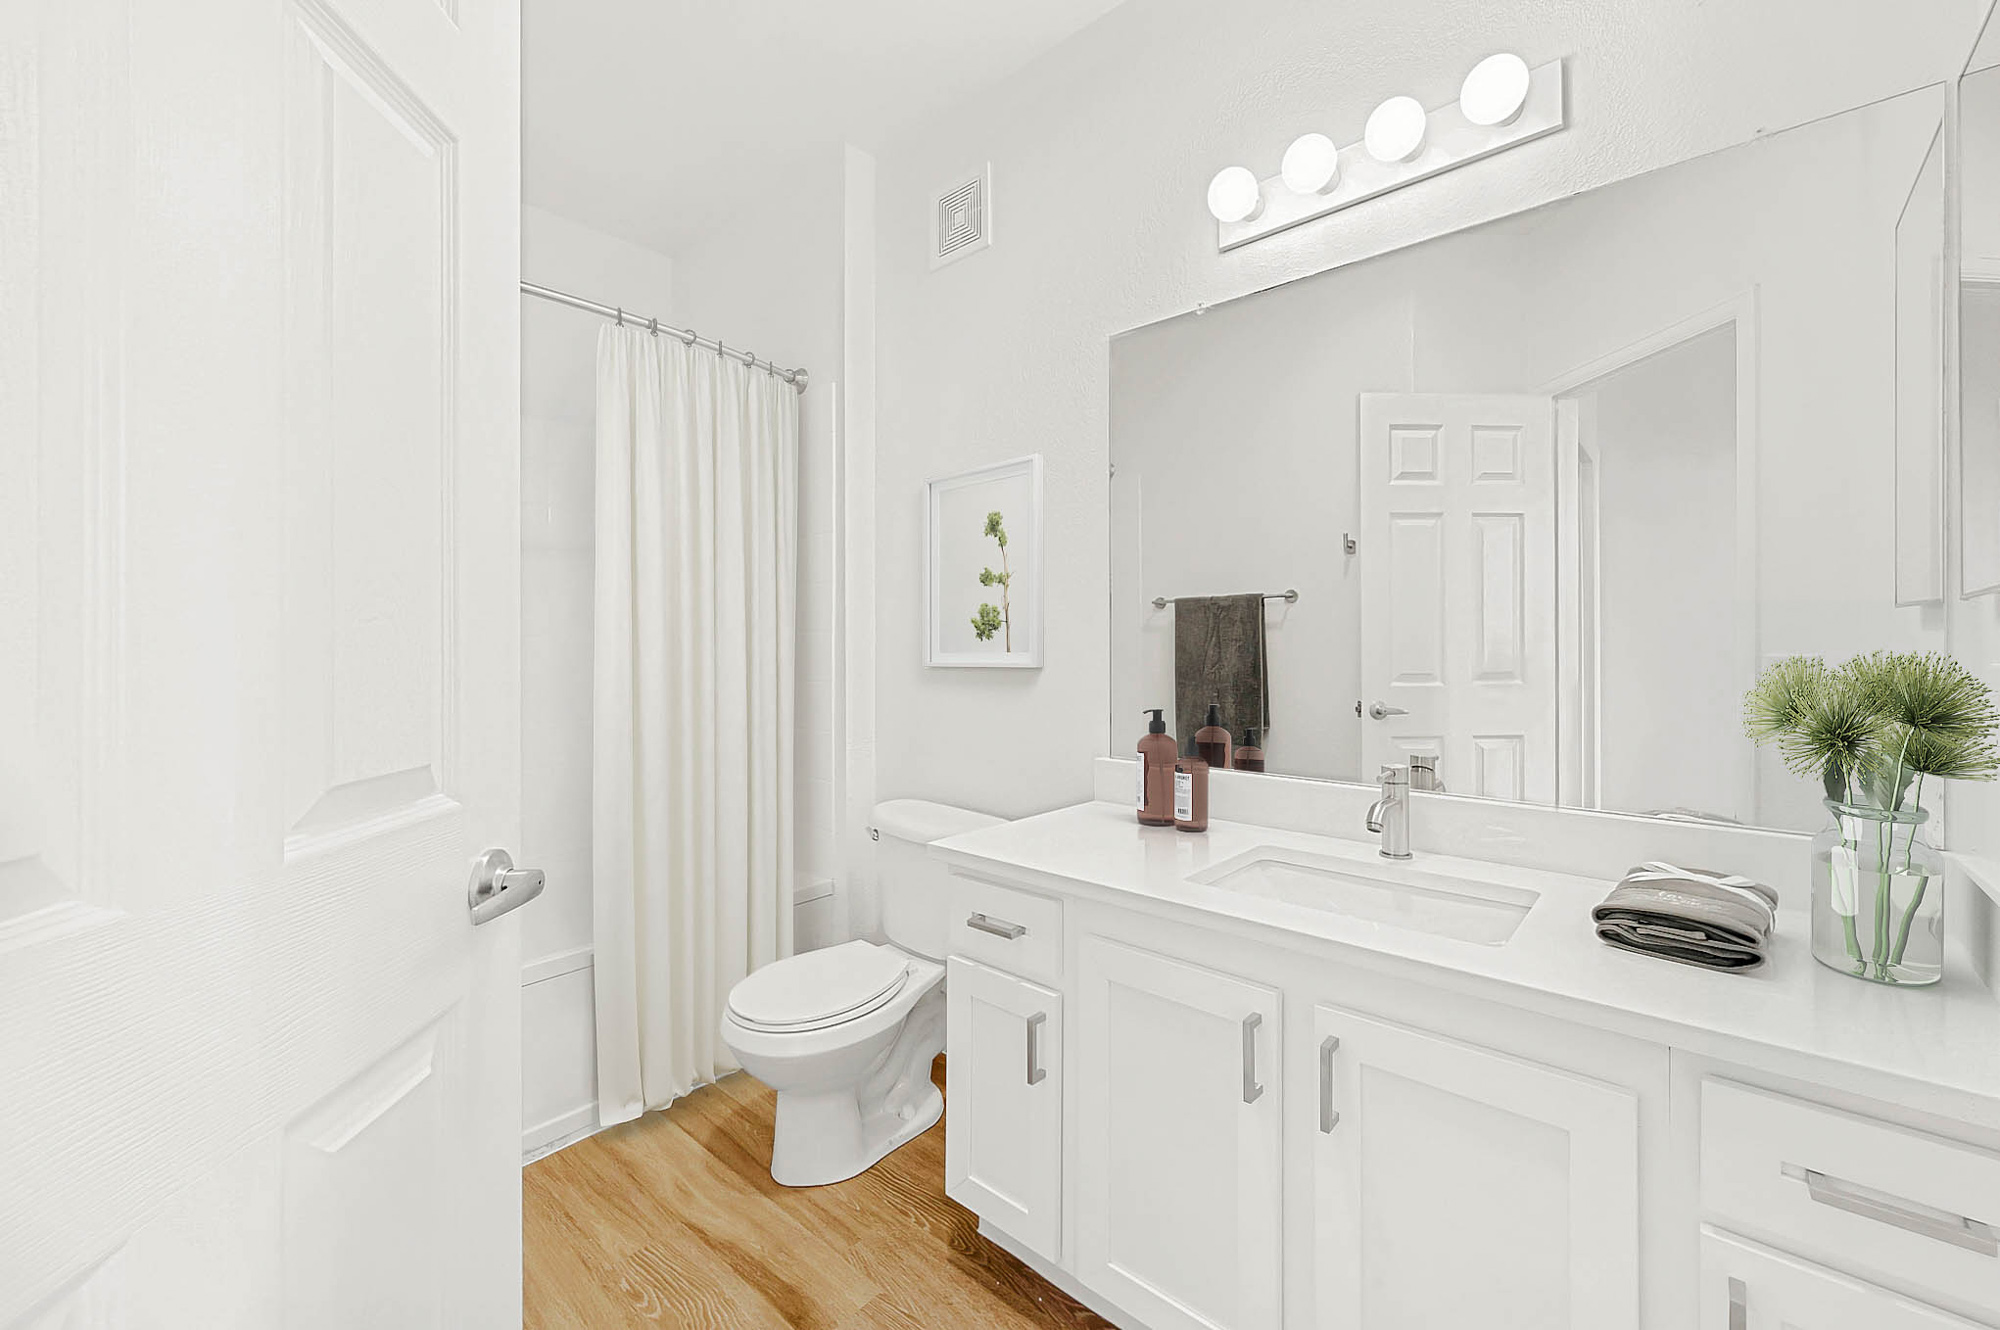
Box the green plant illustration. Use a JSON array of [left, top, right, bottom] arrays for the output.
[[1745, 651, 1999, 976], [970, 510, 1013, 650]]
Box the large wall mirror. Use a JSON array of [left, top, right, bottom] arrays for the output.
[[1110, 79, 1958, 834]]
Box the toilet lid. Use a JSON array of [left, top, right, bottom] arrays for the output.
[[726, 940, 912, 1032]]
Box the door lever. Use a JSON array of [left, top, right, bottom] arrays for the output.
[[468, 849, 546, 925]]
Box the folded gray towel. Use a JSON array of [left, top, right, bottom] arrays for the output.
[[1592, 862, 1778, 972]]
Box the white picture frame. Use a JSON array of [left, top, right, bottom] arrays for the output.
[[925, 455, 1044, 668]]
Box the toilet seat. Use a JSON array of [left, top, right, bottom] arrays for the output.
[[726, 940, 913, 1034]]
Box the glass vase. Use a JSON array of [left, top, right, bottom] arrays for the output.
[[1810, 799, 1944, 986]]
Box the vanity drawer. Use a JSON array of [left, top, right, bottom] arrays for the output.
[[1701, 1079, 2000, 1317], [949, 872, 1062, 985]]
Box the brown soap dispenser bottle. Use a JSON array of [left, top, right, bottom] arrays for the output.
[[1137, 708, 1177, 826], [1234, 727, 1266, 772], [1194, 702, 1233, 773]]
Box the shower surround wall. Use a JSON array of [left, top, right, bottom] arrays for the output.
[[517, 201, 845, 1160]]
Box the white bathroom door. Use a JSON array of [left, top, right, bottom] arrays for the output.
[[1359, 394, 1558, 802], [2, 0, 523, 1324]]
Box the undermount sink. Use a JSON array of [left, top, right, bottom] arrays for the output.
[[1187, 846, 1539, 945]]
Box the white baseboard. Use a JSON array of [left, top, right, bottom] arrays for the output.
[[522, 1101, 600, 1164]]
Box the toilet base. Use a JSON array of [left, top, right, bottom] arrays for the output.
[[765, 986, 945, 1187]]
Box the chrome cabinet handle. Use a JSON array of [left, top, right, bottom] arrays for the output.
[[1025, 1011, 1047, 1085], [1367, 701, 1409, 721], [1727, 1277, 1746, 1330], [1782, 1163, 1999, 1256], [1241, 1012, 1264, 1104], [1318, 1036, 1341, 1132], [967, 912, 1026, 940]]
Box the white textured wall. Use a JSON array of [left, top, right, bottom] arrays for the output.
[[871, 0, 1980, 820]]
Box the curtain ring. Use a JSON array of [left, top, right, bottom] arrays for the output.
[[682, 326, 697, 347], [615, 306, 624, 327], [648, 316, 659, 337]]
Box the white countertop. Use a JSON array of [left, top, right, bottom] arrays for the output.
[[933, 800, 2000, 1117]]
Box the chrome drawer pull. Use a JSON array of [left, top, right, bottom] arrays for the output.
[[966, 912, 1026, 940], [1241, 1012, 1264, 1104], [1026, 1011, 1047, 1086], [1782, 1162, 1999, 1256], [1318, 1036, 1341, 1132]]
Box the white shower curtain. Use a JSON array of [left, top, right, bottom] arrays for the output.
[[592, 324, 798, 1126]]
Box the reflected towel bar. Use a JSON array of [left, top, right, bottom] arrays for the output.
[[1152, 589, 1299, 609]]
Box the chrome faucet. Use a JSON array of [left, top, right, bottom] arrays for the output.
[[1365, 763, 1413, 860]]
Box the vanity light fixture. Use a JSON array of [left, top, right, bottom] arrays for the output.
[[1281, 132, 1342, 195], [1206, 165, 1264, 223], [1364, 96, 1429, 163], [1459, 52, 1532, 127], [1211, 57, 1566, 252]]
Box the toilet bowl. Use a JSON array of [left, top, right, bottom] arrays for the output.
[[722, 939, 946, 1186], [720, 799, 1003, 1187]]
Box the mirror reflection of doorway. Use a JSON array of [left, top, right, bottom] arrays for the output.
[[1550, 316, 1750, 824]]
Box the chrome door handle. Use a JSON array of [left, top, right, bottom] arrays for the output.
[[967, 912, 1026, 940], [1367, 701, 1409, 721], [468, 849, 545, 925], [1026, 1011, 1047, 1085], [1782, 1163, 1999, 1255], [1241, 1012, 1264, 1104], [1318, 1036, 1341, 1132]]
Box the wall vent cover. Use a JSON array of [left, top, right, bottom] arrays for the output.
[[931, 165, 993, 269]]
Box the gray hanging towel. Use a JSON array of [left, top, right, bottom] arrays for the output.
[[1173, 594, 1271, 757]]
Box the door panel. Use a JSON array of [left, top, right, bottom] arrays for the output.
[[945, 957, 1063, 1261], [1700, 1228, 1974, 1329], [0, 0, 521, 1322], [1360, 394, 1557, 801], [1313, 1005, 1638, 1330], [1076, 936, 1282, 1330]]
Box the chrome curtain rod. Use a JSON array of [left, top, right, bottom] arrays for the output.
[[519, 280, 809, 393], [1151, 589, 1299, 609]]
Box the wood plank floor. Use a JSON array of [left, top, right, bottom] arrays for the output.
[[523, 1058, 1116, 1330]]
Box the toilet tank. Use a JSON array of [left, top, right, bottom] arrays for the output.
[[871, 799, 1005, 960]]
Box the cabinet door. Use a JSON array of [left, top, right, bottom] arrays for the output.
[[1313, 1004, 1639, 1330], [1700, 1228, 1975, 1329], [945, 957, 1063, 1261], [1076, 936, 1282, 1330]]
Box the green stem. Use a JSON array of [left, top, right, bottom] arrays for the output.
[[1888, 773, 1929, 970]]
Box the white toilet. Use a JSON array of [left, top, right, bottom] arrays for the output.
[[721, 799, 1002, 1187]]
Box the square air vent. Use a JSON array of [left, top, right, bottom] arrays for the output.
[[930, 165, 992, 269]]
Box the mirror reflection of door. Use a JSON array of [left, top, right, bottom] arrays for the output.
[[1358, 394, 1556, 803]]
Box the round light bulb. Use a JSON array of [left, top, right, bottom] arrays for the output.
[[1364, 96, 1428, 163], [1280, 133, 1341, 195], [1459, 52, 1531, 127], [1206, 166, 1263, 223]]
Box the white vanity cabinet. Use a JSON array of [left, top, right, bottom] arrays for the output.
[[1073, 935, 1284, 1330], [944, 956, 1064, 1261], [1310, 1004, 1641, 1329], [935, 804, 2000, 1330]]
